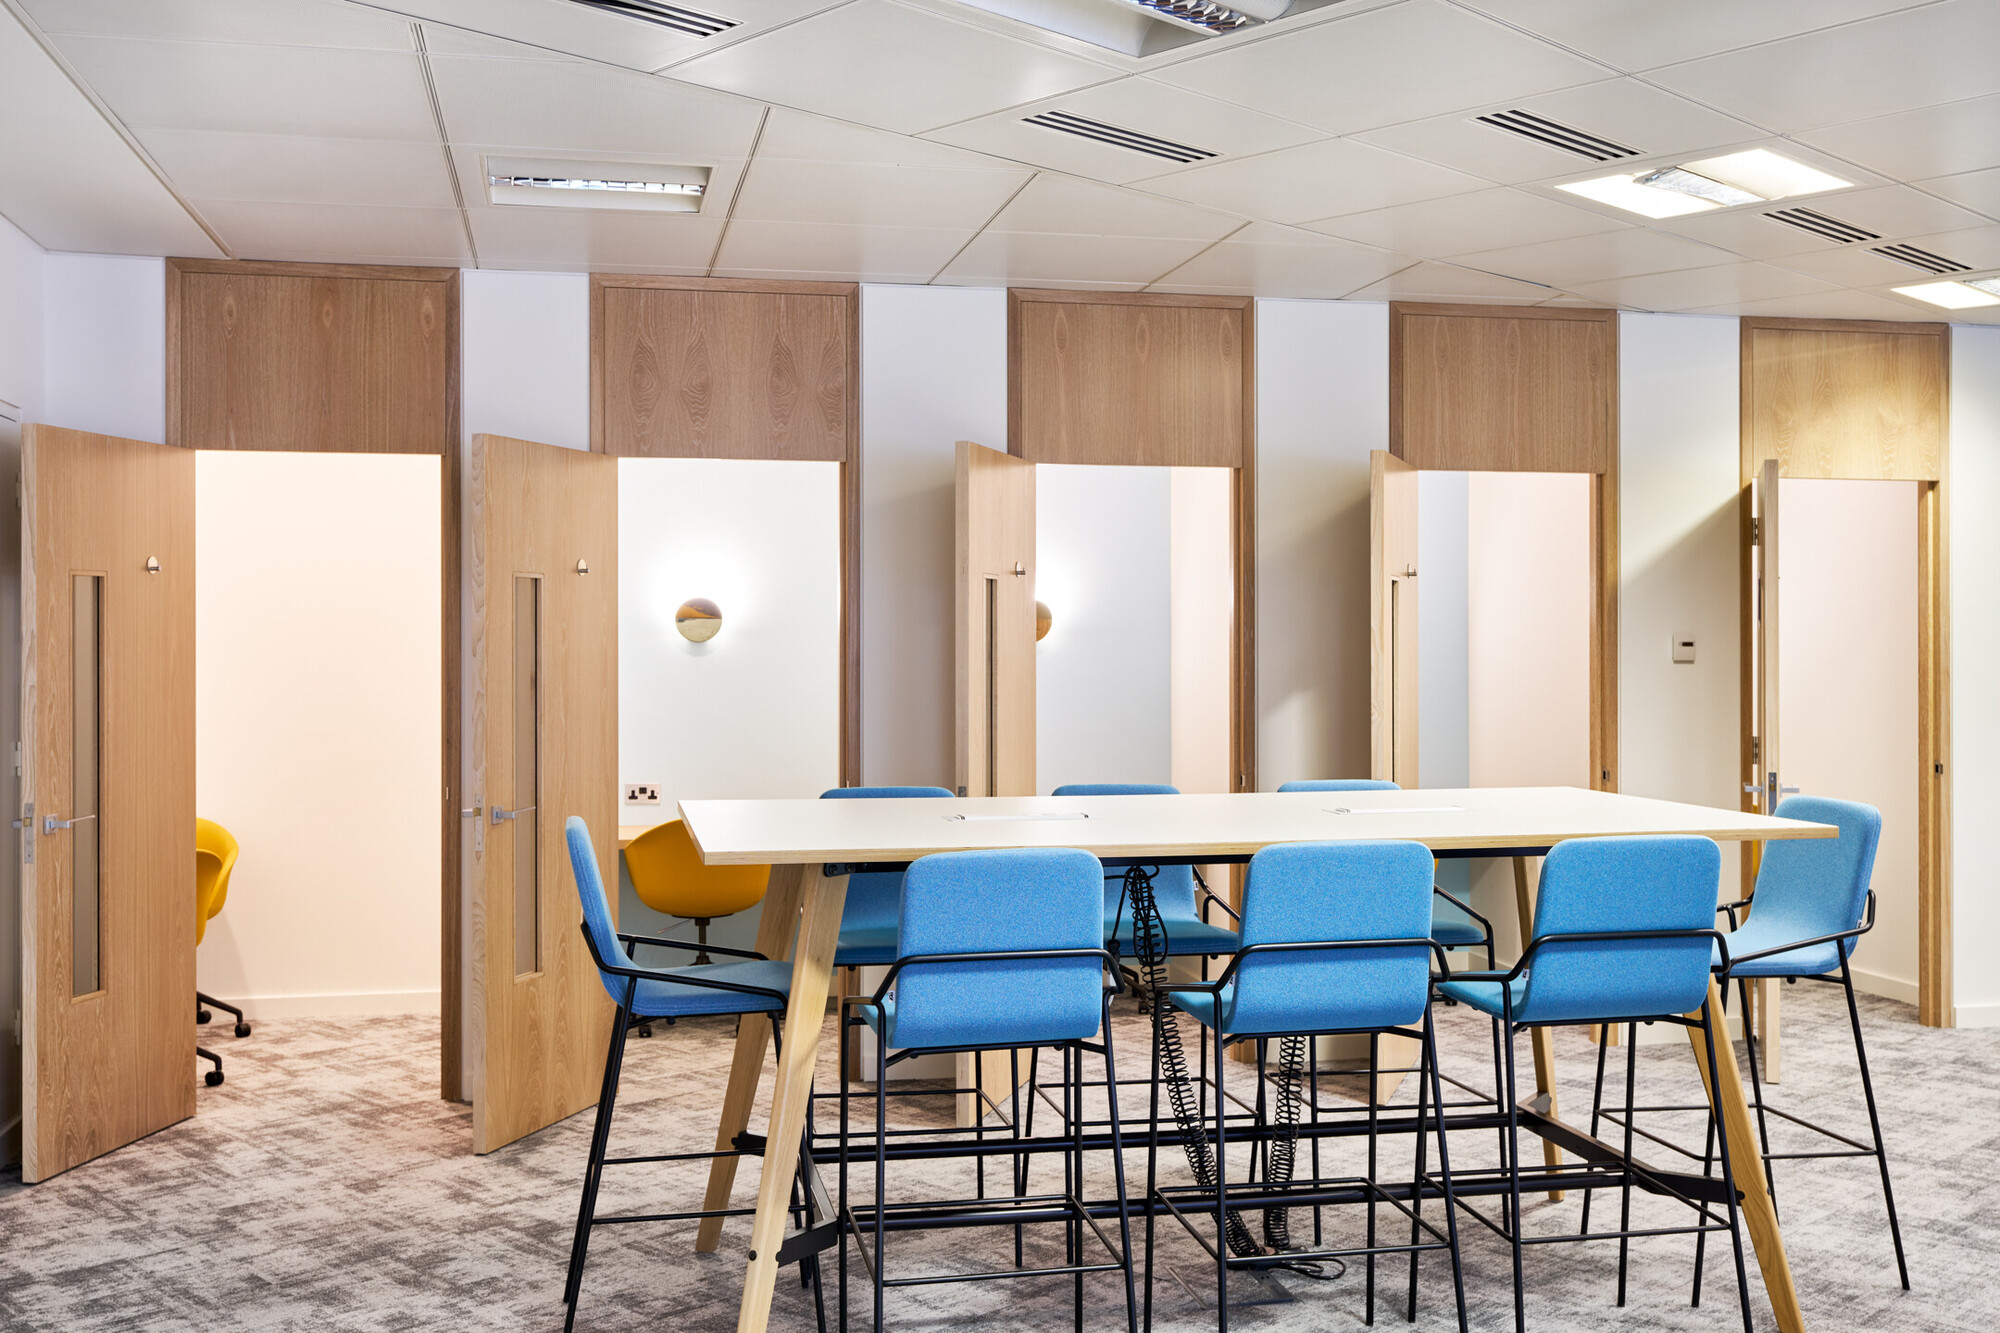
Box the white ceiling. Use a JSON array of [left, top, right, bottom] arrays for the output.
[[2, 0, 1997, 321]]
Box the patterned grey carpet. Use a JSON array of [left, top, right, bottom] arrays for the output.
[[0, 984, 1990, 1332]]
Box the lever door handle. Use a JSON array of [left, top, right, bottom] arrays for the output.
[[490, 804, 535, 825], [44, 812, 95, 833]]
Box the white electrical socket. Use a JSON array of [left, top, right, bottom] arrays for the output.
[[625, 783, 661, 805], [1672, 635, 1696, 665]]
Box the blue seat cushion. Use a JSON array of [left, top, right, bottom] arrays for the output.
[[626, 959, 791, 1018], [834, 925, 898, 968], [1107, 914, 1239, 958], [1435, 975, 1528, 1019], [860, 987, 1093, 1051], [1432, 894, 1486, 948], [1717, 918, 1841, 979], [1169, 984, 1232, 1033]]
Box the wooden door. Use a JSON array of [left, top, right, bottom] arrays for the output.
[[1370, 451, 1419, 785], [20, 426, 195, 1182], [955, 441, 1036, 799], [464, 434, 617, 1154]]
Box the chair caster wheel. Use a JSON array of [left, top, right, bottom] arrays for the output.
[[234, 1022, 252, 1038], [205, 1070, 225, 1087], [198, 1008, 212, 1024]]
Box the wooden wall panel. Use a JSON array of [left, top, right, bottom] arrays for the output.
[[593, 277, 855, 461], [1390, 303, 1613, 473], [167, 260, 455, 454], [1009, 290, 1247, 467], [1742, 318, 1946, 482]]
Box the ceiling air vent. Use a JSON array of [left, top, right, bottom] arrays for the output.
[[1022, 111, 1216, 164], [565, 0, 738, 38], [1475, 109, 1639, 162], [1873, 243, 1971, 274], [1765, 208, 1879, 244]]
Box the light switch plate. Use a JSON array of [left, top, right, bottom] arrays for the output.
[[625, 783, 661, 805], [1672, 635, 1696, 665]]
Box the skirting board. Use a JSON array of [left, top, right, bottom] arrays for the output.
[[1848, 965, 1919, 1007], [209, 989, 443, 1019], [1953, 1002, 2000, 1029]]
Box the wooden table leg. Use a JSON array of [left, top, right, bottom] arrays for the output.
[[1686, 977, 1803, 1333], [1511, 855, 1564, 1201], [695, 862, 809, 1253], [1759, 977, 1783, 1084], [736, 865, 848, 1333]]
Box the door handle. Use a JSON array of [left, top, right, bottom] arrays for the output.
[[461, 806, 482, 820], [490, 804, 535, 825], [44, 812, 95, 833]]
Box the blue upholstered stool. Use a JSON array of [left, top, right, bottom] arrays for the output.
[[1436, 835, 1753, 1333], [822, 786, 955, 968], [840, 848, 1135, 1333], [1051, 784, 1241, 962], [558, 817, 819, 1333], [1149, 840, 1468, 1333]]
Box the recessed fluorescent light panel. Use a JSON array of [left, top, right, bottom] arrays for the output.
[[1894, 280, 2000, 309], [1679, 149, 1851, 201], [1557, 173, 1719, 219], [485, 156, 710, 213], [949, 0, 1334, 57], [1560, 148, 1853, 220], [1631, 166, 1762, 208]]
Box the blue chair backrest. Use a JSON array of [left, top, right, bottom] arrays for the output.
[[892, 847, 1105, 1051], [1749, 796, 1880, 964], [822, 786, 955, 934], [1519, 835, 1721, 1024], [1230, 840, 1435, 1035], [1277, 779, 1401, 793], [1051, 782, 1200, 923], [566, 817, 636, 1006]]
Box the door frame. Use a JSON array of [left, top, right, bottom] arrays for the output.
[[1736, 315, 1951, 1027], [163, 257, 464, 1093]]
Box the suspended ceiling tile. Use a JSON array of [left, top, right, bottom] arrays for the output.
[[1690, 288, 1942, 320], [1654, 186, 1997, 261], [1351, 78, 1763, 187], [1772, 225, 2000, 286], [1566, 261, 1839, 312], [465, 203, 727, 270], [986, 174, 1239, 240], [921, 76, 1322, 186], [756, 107, 1019, 170], [137, 129, 457, 208], [1139, 138, 1487, 226], [1153, 0, 1611, 137], [1303, 187, 1627, 258], [1452, 0, 1934, 71], [412, 22, 562, 58], [1647, 0, 2000, 133], [1919, 168, 2000, 221], [932, 274, 1143, 291], [1452, 227, 1737, 287], [192, 198, 470, 260], [668, 0, 1115, 136], [386, 0, 840, 72], [1797, 94, 2000, 184], [936, 229, 1216, 285], [21, 0, 417, 48], [712, 217, 975, 280], [53, 34, 438, 139], [0, 6, 220, 255], [1342, 260, 1558, 303], [730, 155, 1030, 230], [1145, 223, 1405, 297], [429, 54, 763, 158]]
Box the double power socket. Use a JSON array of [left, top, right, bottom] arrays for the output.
[[624, 783, 661, 805]]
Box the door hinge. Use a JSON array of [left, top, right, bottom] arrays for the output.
[[1935, 762, 1944, 776], [10, 742, 17, 778], [1750, 517, 1760, 545], [1751, 736, 1760, 765]]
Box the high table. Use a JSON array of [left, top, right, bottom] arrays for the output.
[[677, 786, 1833, 1333]]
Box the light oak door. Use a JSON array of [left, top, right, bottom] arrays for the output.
[[20, 426, 195, 1182], [1370, 450, 1419, 786], [464, 434, 617, 1155], [1751, 458, 1787, 1077], [955, 440, 1036, 799]]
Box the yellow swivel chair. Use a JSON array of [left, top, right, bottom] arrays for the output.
[[196, 818, 251, 1087], [623, 818, 770, 1037]]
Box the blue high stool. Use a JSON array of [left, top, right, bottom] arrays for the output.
[[1148, 839, 1468, 1333], [1437, 835, 1752, 1333], [559, 817, 819, 1333], [840, 847, 1135, 1333]]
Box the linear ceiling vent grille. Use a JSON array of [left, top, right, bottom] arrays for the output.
[[566, 0, 738, 37], [1022, 111, 1216, 164], [1873, 243, 1971, 274], [1474, 109, 1639, 161], [1765, 208, 1879, 244]]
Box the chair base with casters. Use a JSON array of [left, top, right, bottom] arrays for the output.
[[194, 991, 250, 1087]]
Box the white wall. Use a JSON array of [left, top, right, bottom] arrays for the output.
[[0, 215, 43, 418], [1169, 467, 1234, 795], [857, 284, 1006, 789], [1416, 472, 1470, 790], [461, 270, 589, 451], [1254, 298, 1385, 789], [1950, 325, 2000, 1025], [42, 253, 163, 442], [1036, 464, 1171, 792], [195, 453, 442, 1015]]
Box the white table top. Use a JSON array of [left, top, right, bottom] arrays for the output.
[[677, 787, 1833, 866]]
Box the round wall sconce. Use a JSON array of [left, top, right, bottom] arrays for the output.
[[1035, 601, 1052, 642], [675, 598, 723, 643]]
